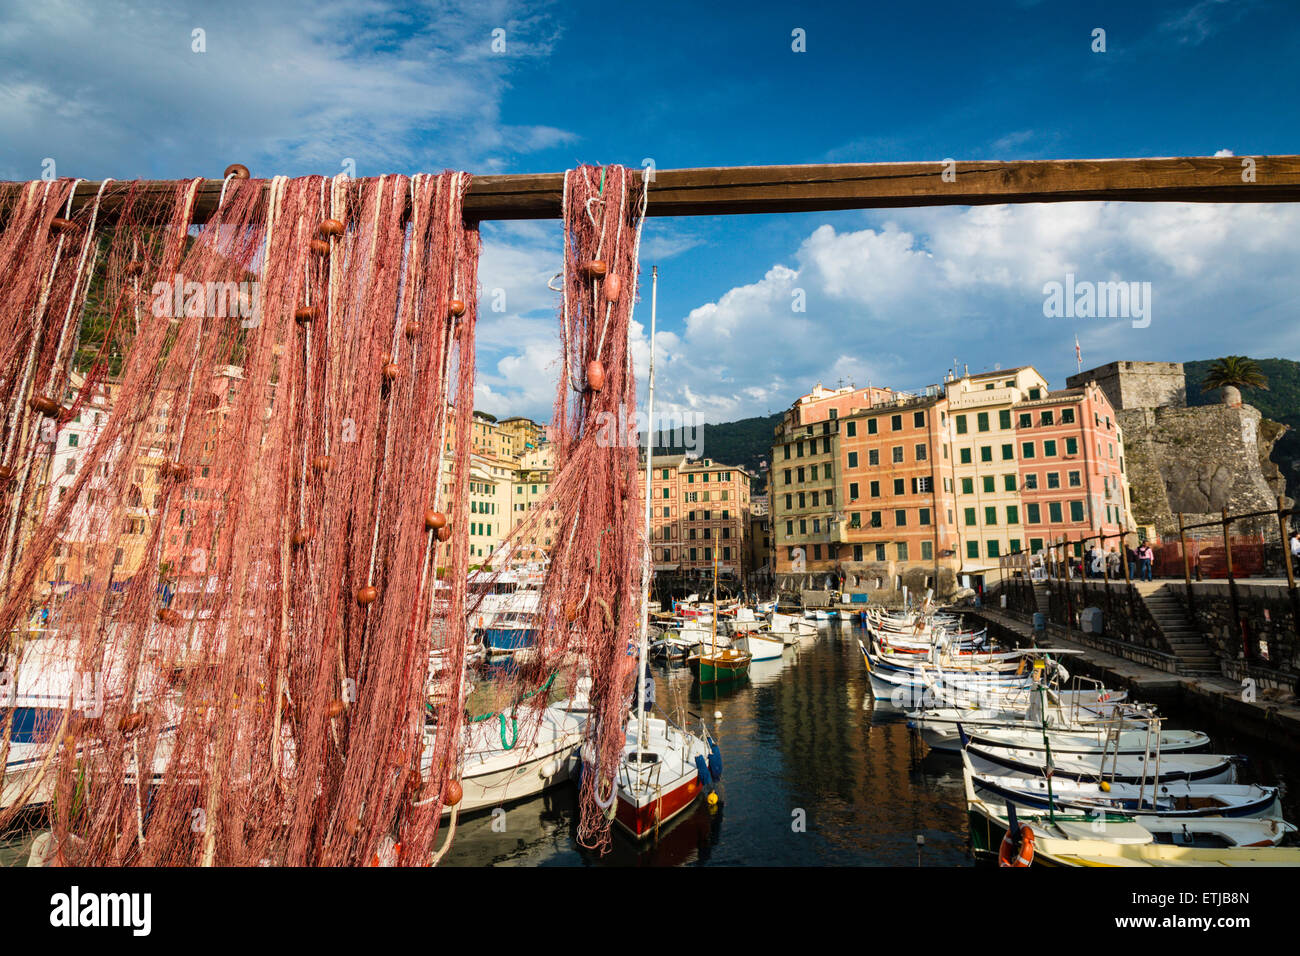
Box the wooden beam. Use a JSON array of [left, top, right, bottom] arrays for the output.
[[4, 155, 1299, 224]]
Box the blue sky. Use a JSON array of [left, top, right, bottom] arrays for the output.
[[3, 0, 1298, 424]]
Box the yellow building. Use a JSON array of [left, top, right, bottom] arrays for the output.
[[942, 367, 1049, 577]]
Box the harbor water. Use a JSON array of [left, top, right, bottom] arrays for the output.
[[4, 620, 1296, 867]]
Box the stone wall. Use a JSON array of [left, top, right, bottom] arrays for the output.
[[1162, 581, 1300, 693], [1118, 402, 1288, 538], [1067, 360, 1187, 411], [777, 562, 958, 605], [1041, 579, 1171, 653]]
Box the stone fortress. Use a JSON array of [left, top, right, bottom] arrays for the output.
[[1066, 361, 1291, 539]]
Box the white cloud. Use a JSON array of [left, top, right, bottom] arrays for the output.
[[0, 0, 570, 180]]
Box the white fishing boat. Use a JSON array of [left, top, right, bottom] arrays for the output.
[[963, 765, 1295, 864], [427, 683, 589, 816], [963, 753, 1284, 820], [732, 630, 784, 661], [965, 725, 1210, 755], [768, 612, 816, 640], [964, 739, 1238, 786]]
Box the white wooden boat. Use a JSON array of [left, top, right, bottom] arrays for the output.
[[964, 741, 1238, 786], [963, 753, 1284, 820], [966, 726, 1210, 755], [732, 631, 784, 661]]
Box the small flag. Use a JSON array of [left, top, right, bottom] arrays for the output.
[[1074, 335, 1082, 373]]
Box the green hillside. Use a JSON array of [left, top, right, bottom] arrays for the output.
[[1185, 357, 1300, 501], [647, 412, 782, 490]]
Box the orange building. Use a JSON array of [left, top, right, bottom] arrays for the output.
[[837, 391, 960, 574], [642, 455, 753, 578]]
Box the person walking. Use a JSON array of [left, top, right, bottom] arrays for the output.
[[1290, 530, 1300, 564], [1137, 542, 1154, 581], [1126, 542, 1138, 580]]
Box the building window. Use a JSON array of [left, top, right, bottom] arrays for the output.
[[961, 478, 973, 494], [849, 482, 859, 500], [1018, 412, 1032, 428], [895, 509, 907, 527], [853, 544, 863, 561], [1068, 470, 1081, 487], [998, 409, 1011, 430], [921, 540, 933, 560], [1043, 439, 1057, 457], [867, 418, 878, 435], [987, 540, 1001, 558], [966, 541, 979, 559], [1061, 408, 1076, 424], [891, 414, 902, 431], [915, 443, 927, 461], [1046, 472, 1060, 489], [1021, 442, 1035, 459], [847, 451, 858, 468], [1040, 410, 1054, 426], [876, 543, 887, 561], [919, 508, 931, 525], [960, 448, 972, 464], [1024, 473, 1038, 490], [1003, 474, 1017, 492], [977, 412, 990, 432], [1001, 443, 1014, 461], [1006, 505, 1019, 524], [964, 508, 976, 526], [897, 542, 909, 561], [870, 511, 882, 528], [892, 446, 904, 464], [1070, 500, 1085, 522], [1026, 503, 1041, 524], [870, 481, 880, 498], [1065, 437, 1078, 456], [1049, 502, 1063, 523], [846, 421, 857, 437], [893, 478, 904, 495], [1028, 387, 1042, 400], [955, 415, 967, 435], [980, 446, 993, 463], [913, 476, 932, 493], [984, 506, 997, 525], [982, 475, 994, 493], [868, 449, 879, 466], [784, 445, 791, 460]]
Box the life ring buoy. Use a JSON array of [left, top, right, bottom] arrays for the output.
[[998, 824, 1035, 867]]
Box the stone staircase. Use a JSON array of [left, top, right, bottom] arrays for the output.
[[1132, 581, 1221, 677], [1030, 582, 1052, 620]]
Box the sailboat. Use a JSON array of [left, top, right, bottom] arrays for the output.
[[687, 549, 752, 684], [595, 266, 720, 840]]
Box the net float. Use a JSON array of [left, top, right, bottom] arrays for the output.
[[0, 465, 15, 482], [586, 259, 607, 278], [223, 163, 251, 179], [424, 510, 447, 530], [327, 698, 347, 718], [406, 768, 423, 793], [290, 528, 311, 547], [357, 585, 379, 605], [157, 607, 183, 627], [565, 603, 579, 622], [118, 711, 146, 734], [603, 273, 622, 301], [404, 321, 420, 338], [435, 525, 451, 542], [586, 360, 605, 391], [294, 305, 318, 324], [343, 816, 361, 836], [50, 217, 77, 234], [29, 395, 60, 417], [311, 454, 331, 472], [382, 362, 400, 382], [319, 218, 345, 237], [444, 780, 463, 807], [448, 299, 466, 317], [62, 731, 78, 750], [309, 238, 331, 255], [125, 260, 145, 277]]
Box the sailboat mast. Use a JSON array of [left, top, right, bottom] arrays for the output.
[[636, 266, 658, 747], [711, 548, 718, 660]]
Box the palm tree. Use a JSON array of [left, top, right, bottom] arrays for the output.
[[1201, 356, 1268, 407]]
